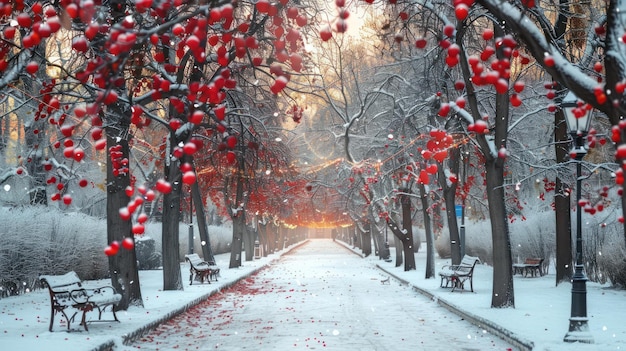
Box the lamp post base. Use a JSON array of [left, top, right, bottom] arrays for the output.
[[564, 264, 593, 344], [564, 317, 594, 343]]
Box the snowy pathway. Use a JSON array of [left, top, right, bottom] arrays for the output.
[[121, 240, 515, 350]]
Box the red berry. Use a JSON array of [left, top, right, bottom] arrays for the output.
[[26, 61, 39, 75], [122, 237, 134, 249]]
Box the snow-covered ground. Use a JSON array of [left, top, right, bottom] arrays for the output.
[[120, 239, 514, 351], [0, 239, 624, 351]]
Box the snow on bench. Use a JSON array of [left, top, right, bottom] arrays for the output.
[[39, 271, 121, 332], [513, 257, 544, 277], [438, 255, 480, 292], [185, 253, 220, 285]]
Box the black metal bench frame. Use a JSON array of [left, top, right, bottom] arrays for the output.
[[513, 258, 544, 277], [438, 255, 480, 292], [185, 253, 220, 285], [40, 271, 121, 332]]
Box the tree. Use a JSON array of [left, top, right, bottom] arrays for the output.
[[0, 0, 316, 295], [343, 0, 539, 307], [475, 0, 626, 245]]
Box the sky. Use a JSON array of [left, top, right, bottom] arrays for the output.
[[0, 239, 624, 351]]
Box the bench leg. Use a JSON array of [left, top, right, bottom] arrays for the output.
[[96, 304, 119, 323], [450, 277, 460, 292], [80, 310, 89, 331], [49, 307, 55, 332], [210, 269, 219, 282], [450, 277, 473, 292], [52, 308, 76, 331]]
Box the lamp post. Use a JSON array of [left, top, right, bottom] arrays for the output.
[[561, 91, 594, 344], [188, 187, 194, 255]]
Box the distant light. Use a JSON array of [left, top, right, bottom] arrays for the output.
[[3, 184, 10, 192], [275, 137, 282, 142], [265, 170, 271, 175]]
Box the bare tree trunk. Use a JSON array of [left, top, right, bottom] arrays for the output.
[[191, 180, 214, 263], [0, 105, 8, 153], [457, 22, 514, 308], [161, 141, 183, 290], [106, 135, 143, 308], [229, 214, 245, 267], [555, 109, 573, 285], [104, 0, 146, 305], [22, 48, 48, 205], [485, 158, 514, 307], [229, 175, 245, 268], [258, 219, 269, 257], [244, 224, 255, 261], [372, 224, 381, 258], [418, 182, 436, 278], [441, 146, 461, 265], [393, 235, 403, 267], [550, 1, 574, 286], [267, 220, 277, 254], [400, 191, 416, 271], [353, 225, 360, 249], [361, 222, 372, 256]]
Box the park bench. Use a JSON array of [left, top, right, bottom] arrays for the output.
[[184, 253, 220, 285], [512, 258, 544, 277], [438, 255, 480, 292], [39, 271, 121, 332]]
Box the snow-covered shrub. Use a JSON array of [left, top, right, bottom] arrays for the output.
[[431, 210, 626, 287], [394, 227, 423, 252], [0, 206, 107, 297], [510, 212, 555, 272], [592, 217, 625, 286], [412, 227, 422, 252], [145, 222, 232, 261], [135, 236, 161, 270], [435, 219, 494, 263], [434, 212, 556, 267]]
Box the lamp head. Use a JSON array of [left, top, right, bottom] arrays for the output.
[[562, 91, 592, 136]]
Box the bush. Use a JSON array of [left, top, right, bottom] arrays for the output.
[[0, 206, 108, 297], [433, 211, 626, 286], [435, 219, 494, 263], [0, 206, 235, 299], [435, 212, 556, 267], [135, 236, 161, 270], [145, 222, 233, 261], [596, 220, 626, 287]]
